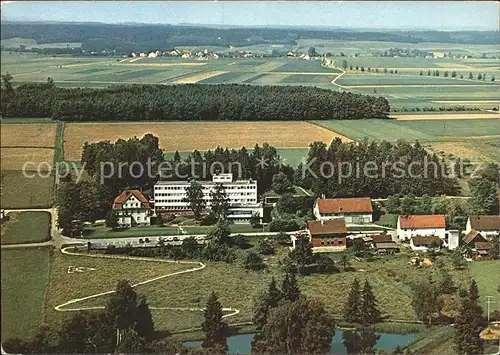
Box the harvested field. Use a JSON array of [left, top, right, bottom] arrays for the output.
[[392, 113, 500, 120], [174, 70, 229, 83], [425, 141, 500, 162], [0, 123, 57, 147], [63, 122, 351, 161], [116, 62, 207, 67], [432, 100, 500, 104], [0, 147, 54, 170]]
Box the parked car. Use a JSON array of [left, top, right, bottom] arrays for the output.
[[139, 238, 144, 243], [166, 236, 174, 241], [173, 237, 179, 242], [145, 237, 150, 243]]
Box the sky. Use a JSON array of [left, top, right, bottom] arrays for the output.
[[1, 1, 499, 31]]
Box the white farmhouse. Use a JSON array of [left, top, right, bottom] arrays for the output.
[[397, 215, 446, 242], [465, 215, 500, 238], [112, 190, 152, 228], [313, 197, 373, 224], [154, 173, 262, 223]]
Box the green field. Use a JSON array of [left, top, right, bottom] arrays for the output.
[[469, 261, 500, 313], [314, 118, 500, 144], [2, 47, 498, 111], [1, 247, 51, 341], [0, 170, 55, 209], [1, 211, 51, 245]]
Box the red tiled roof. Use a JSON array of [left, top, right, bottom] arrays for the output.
[[399, 215, 446, 229], [475, 242, 492, 251], [463, 230, 487, 245], [316, 197, 373, 214], [307, 219, 347, 235], [469, 215, 500, 231], [372, 234, 392, 243], [112, 190, 150, 210], [411, 236, 442, 246]]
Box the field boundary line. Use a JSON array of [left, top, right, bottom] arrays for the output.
[[54, 247, 241, 327]]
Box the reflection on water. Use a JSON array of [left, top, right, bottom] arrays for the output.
[[184, 329, 418, 354]]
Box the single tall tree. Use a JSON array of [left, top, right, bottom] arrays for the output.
[[454, 280, 484, 354], [201, 292, 228, 350], [183, 180, 206, 220], [209, 183, 229, 220], [360, 280, 381, 325], [343, 278, 361, 323], [105, 280, 138, 331], [134, 297, 155, 340], [281, 272, 301, 302]]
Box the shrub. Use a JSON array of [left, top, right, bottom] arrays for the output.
[[232, 234, 251, 249], [257, 238, 276, 255], [269, 218, 300, 232], [243, 251, 265, 270]]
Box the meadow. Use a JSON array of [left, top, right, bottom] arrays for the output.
[[63, 121, 349, 161], [0, 170, 55, 209], [1, 211, 51, 245], [1, 247, 51, 341], [38, 245, 495, 338]]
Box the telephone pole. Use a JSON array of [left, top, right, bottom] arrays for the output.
[[485, 296, 494, 323]]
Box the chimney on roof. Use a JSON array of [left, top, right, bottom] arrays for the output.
[[321, 220, 325, 226], [321, 194, 325, 199]]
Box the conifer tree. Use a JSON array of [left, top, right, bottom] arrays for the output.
[[134, 297, 154, 340], [454, 280, 484, 354], [360, 280, 381, 325], [343, 278, 361, 323], [281, 271, 301, 302], [201, 292, 228, 350]]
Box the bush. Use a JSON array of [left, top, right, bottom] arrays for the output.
[[275, 231, 291, 245], [200, 213, 217, 226], [243, 251, 265, 270], [314, 255, 339, 274], [269, 218, 300, 232], [257, 238, 276, 255], [202, 242, 236, 263], [232, 234, 251, 249]]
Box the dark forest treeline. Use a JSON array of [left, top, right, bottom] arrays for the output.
[[2, 23, 499, 53], [295, 138, 460, 197], [0, 82, 390, 121]]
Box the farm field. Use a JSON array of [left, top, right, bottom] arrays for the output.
[[0, 147, 54, 170], [2, 48, 498, 111], [1, 211, 51, 245], [469, 260, 500, 313], [315, 118, 500, 145], [424, 140, 500, 163], [0, 170, 55, 208], [1, 247, 51, 341], [0, 123, 57, 147], [63, 121, 350, 161]]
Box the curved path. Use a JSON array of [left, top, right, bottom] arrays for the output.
[[54, 247, 241, 328]]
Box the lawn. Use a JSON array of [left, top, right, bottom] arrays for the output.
[[83, 225, 181, 239], [1, 211, 51, 245], [0, 170, 55, 208], [469, 260, 500, 313], [1, 247, 51, 341], [43, 249, 194, 329]]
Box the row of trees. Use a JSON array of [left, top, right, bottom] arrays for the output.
[[1, 78, 390, 120], [419, 69, 495, 81], [295, 139, 459, 198]]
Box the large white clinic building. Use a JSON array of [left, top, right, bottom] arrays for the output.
[[153, 174, 263, 223]]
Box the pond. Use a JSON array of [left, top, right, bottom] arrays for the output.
[[184, 329, 418, 354]]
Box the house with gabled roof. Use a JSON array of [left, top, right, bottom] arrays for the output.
[[304, 219, 348, 251], [313, 197, 373, 224], [397, 215, 446, 242], [112, 189, 152, 228], [465, 215, 500, 237]]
